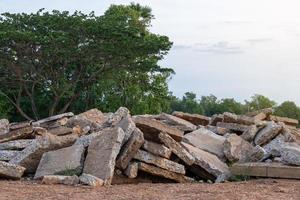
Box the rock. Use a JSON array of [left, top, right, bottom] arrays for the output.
[[9, 121, 32, 130], [134, 149, 186, 174], [0, 150, 20, 161], [216, 122, 249, 133], [66, 115, 102, 135], [269, 115, 299, 127], [107, 107, 130, 127], [83, 128, 125, 185], [209, 114, 223, 126], [183, 128, 225, 159], [172, 111, 210, 126], [181, 142, 230, 182], [254, 121, 282, 146], [77, 108, 107, 125], [281, 144, 300, 166], [32, 112, 74, 127], [0, 139, 34, 150], [263, 134, 287, 157], [142, 140, 172, 159], [0, 126, 33, 143], [116, 128, 144, 170], [205, 125, 229, 136], [9, 133, 78, 173], [42, 175, 79, 185], [223, 112, 256, 125], [0, 161, 25, 179], [115, 115, 136, 145], [155, 113, 197, 132], [124, 162, 139, 179], [246, 108, 273, 120], [158, 132, 195, 165], [241, 125, 258, 142], [0, 119, 9, 135], [74, 131, 103, 147], [79, 173, 104, 186], [133, 116, 184, 143], [138, 162, 193, 183], [34, 144, 85, 179], [48, 126, 73, 136], [223, 134, 264, 163]]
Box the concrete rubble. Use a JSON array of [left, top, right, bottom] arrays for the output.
[[0, 107, 299, 186]]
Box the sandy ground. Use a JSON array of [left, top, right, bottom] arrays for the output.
[[0, 179, 299, 200]]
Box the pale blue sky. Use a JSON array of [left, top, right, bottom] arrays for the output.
[[1, 0, 300, 104]]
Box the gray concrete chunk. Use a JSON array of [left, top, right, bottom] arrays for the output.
[[142, 140, 172, 159], [0, 161, 25, 179], [254, 121, 282, 146]]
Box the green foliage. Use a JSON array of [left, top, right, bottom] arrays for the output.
[[274, 101, 300, 120], [0, 4, 173, 121], [245, 94, 276, 111], [170, 92, 203, 114]]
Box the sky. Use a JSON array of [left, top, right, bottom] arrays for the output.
[[1, 0, 300, 105]]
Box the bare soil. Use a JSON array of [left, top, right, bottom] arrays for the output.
[[0, 179, 299, 200]]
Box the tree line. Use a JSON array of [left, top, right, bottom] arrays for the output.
[[1, 4, 300, 122]]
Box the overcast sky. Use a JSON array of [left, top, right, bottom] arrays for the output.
[[1, 0, 300, 105]]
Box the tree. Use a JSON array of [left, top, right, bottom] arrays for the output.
[[170, 92, 203, 114], [218, 98, 246, 115], [245, 94, 276, 112], [274, 101, 300, 120], [199, 95, 219, 116], [0, 4, 173, 121]]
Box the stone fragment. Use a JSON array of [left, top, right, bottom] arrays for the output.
[[79, 173, 104, 186], [34, 144, 85, 179], [116, 128, 144, 170], [32, 112, 74, 127], [9, 121, 31, 130], [0, 119, 9, 135], [134, 149, 185, 174], [0, 126, 33, 143], [134, 116, 184, 142], [269, 115, 299, 127], [48, 126, 73, 136], [240, 145, 265, 163], [42, 175, 79, 185], [216, 122, 249, 133], [74, 131, 103, 147], [183, 128, 225, 159], [142, 140, 172, 159], [246, 108, 273, 120], [107, 107, 130, 127], [241, 125, 258, 142], [158, 132, 195, 165], [263, 134, 287, 157], [172, 111, 210, 126], [181, 142, 230, 182], [138, 162, 193, 183], [0, 161, 25, 179], [0, 139, 34, 150], [223, 112, 256, 125], [0, 150, 20, 161], [78, 108, 107, 125], [115, 115, 136, 145], [254, 121, 282, 146], [83, 128, 125, 185], [124, 162, 139, 179], [66, 115, 102, 134], [281, 144, 300, 166], [9, 133, 78, 173], [155, 113, 197, 132], [209, 114, 223, 126], [205, 125, 229, 136]]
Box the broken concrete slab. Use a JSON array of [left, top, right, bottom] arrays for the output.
[[223, 112, 256, 125], [209, 114, 223, 126], [246, 108, 273, 120], [181, 142, 230, 182], [138, 162, 193, 183], [0, 150, 20, 161], [124, 162, 139, 179], [78, 108, 107, 125], [134, 116, 184, 143], [134, 149, 186, 174], [0, 126, 33, 143], [158, 132, 195, 165], [269, 115, 299, 127], [281, 144, 300, 166], [205, 125, 229, 136], [9, 133, 78, 173], [172, 111, 210, 126], [34, 144, 85, 179], [263, 134, 287, 158], [183, 128, 225, 159], [230, 162, 300, 179], [142, 140, 172, 159], [0, 139, 34, 150], [254, 121, 282, 146], [155, 113, 197, 132], [241, 125, 258, 142], [115, 115, 136, 145], [9, 121, 32, 131], [0, 161, 25, 179], [74, 130, 103, 148], [0, 119, 9, 135], [33, 112, 74, 127], [107, 107, 130, 127], [42, 175, 79, 185], [216, 122, 249, 133], [48, 126, 73, 136], [239, 145, 265, 163], [66, 115, 102, 134], [79, 173, 104, 186], [116, 128, 144, 170], [83, 128, 125, 185]]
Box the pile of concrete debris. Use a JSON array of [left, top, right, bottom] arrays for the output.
[[0, 107, 299, 186]]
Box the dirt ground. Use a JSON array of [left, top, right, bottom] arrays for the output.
[[0, 179, 299, 200]]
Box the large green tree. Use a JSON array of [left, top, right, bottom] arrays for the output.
[[274, 101, 300, 120], [0, 4, 173, 121]]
